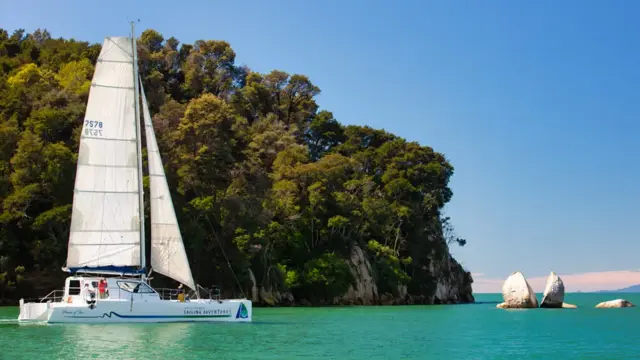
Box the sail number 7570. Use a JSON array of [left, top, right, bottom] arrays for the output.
[[84, 120, 104, 137]]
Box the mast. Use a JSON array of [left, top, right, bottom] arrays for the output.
[[131, 21, 146, 273]]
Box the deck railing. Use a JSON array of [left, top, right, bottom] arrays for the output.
[[154, 288, 180, 301], [39, 290, 65, 303], [20, 283, 226, 305], [153, 285, 222, 301], [196, 284, 222, 301]]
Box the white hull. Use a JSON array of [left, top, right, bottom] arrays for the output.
[[19, 298, 252, 324]]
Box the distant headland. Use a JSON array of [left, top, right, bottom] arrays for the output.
[[595, 284, 640, 293]]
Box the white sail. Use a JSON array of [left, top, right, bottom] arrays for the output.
[[18, 27, 255, 326], [140, 79, 196, 290], [66, 37, 142, 271]]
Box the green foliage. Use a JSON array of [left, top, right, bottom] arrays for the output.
[[296, 252, 353, 302], [442, 216, 467, 247], [55, 59, 92, 96], [367, 239, 411, 294], [0, 27, 470, 304]]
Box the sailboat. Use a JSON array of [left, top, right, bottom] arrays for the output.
[[17, 24, 252, 324]]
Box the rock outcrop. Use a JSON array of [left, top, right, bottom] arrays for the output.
[[496, 302, 509, 309], [247, 268, 295, 306], [497, 271, 538, 309], [334, 245, 379, 305], [540, 271, 564, 308], [539, 272, 577, 309], [248, 268, 259, 302], [249, 241, 474, 307], [334, 243, 473, 306], [428, 251, 475, 305], [595, 299, 636, 308]]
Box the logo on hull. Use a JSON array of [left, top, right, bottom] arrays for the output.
[[236, 302, 249, 319]]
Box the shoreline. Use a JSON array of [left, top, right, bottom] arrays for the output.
[[0, 301, 478, 308], [0, 298, 478, 308]]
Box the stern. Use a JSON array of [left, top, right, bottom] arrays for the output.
[[18, 299, 51, 323]]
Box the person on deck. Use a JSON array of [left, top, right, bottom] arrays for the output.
[[177, 284, 185, 302], [83, 283, 96, 308], [98, 279, 107, 299]]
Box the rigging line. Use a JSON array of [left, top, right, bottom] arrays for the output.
[[203, 215, 247, 299], [195, 189, 247, 299]]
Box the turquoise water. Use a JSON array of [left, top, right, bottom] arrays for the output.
[[1, 293, 639, 359]]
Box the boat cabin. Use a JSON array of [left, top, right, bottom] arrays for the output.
[[63, 276, 161, 304]]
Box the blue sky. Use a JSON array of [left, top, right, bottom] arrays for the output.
[[2, 0, 639, 292]]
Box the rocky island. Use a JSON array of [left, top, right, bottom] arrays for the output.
[[539, 272, 577, 309], [497, 271, 538, 308], [496, 270, 638, 310], [595, 299, 636, 308], [0, 28, 473, 306]]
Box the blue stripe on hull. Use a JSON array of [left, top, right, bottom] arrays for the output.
[[61, 311, 232, 319]]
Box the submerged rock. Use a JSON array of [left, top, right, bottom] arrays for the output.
[[595, 299, 636, 308], [540, 271, 565, 308], [561, 303, 577, 308], [499, 271, 538, 308]]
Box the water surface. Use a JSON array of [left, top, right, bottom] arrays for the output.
[[1, 293, 638, 359]]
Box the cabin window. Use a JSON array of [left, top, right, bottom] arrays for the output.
[[68, 280, 81, 295], [116, 281, 155, 294]]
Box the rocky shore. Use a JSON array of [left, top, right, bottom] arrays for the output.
[[248, 244, 474, 307]]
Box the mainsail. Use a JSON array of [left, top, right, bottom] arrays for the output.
[[140, 78, 196, 290], [66, 37, 143, 273]]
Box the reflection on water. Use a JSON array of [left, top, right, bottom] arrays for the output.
[[57, 323, 192, 359]]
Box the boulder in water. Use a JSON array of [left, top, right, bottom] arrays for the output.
[[499, 271, 538, 308], [595, 299, 636, 308], [540, 271, 565, 308]]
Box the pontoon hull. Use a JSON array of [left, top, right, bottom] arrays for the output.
[[18, 299, 252, 324]]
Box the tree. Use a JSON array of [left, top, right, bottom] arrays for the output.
[[0, 27, 471, 305], [55, 59, 92, 96]]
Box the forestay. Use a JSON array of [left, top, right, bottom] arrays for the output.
[[66, 37, 142, 272], [140, 78, 196, 290]]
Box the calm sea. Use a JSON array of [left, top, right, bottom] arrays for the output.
[[0, 293, 638, 359]]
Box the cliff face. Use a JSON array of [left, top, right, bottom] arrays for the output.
[[337, 245, 379, 305], [249, 241, 474, 307], [429, 252, 475, 304], [333, 244, 473, 306]]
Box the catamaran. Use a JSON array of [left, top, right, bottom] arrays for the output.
[[18, 24, 252, 324]]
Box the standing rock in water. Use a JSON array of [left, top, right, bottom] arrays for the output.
[[539, 272, 578, 309], [496, 271, 538, 309], [595, 299, 636, 308], [540, 271, 565, 308]]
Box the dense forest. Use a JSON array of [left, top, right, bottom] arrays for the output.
[[0, 28, 473, 305]]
